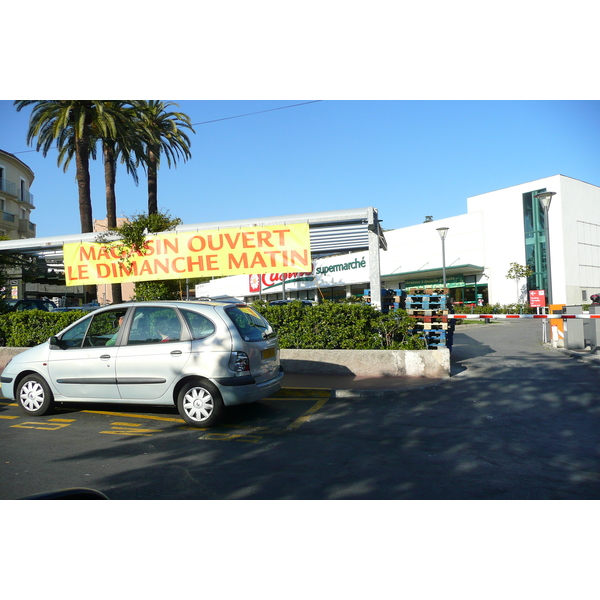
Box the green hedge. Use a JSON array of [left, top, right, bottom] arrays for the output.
[[251, 300, 426, 350], [458, 303, 536, 315], [0, 302, 427, 350], [0, 310, 89, 347]]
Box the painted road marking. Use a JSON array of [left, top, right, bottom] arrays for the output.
[[2, 390, 331, 439], [100, 422, 163, 436], [287, 398, 329, 430], [198, 394, 330, 442], [83, 410, 185, 423], [11, 418, 76, 431]]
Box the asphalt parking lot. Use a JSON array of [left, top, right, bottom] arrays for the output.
[[1, 320, 600, 500]]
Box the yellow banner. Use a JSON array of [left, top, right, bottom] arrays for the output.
[[63, 223, 311, 286]]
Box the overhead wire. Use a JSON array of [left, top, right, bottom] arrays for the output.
[[8, 100, 323, 155]]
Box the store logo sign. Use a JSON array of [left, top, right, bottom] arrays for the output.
[[249, 266, 314, 292]]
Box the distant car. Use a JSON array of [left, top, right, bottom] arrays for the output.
[[269, 299, 314, 306], [1, 300, 283, 428], [50, 305, 99, 313], [7, 298, 57, 312]]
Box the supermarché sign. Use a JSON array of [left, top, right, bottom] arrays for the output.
[[247, 252, 369, 292], [316, 256, 366, 276]]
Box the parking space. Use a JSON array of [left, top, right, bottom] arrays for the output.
[[0, 387, 331, 443]]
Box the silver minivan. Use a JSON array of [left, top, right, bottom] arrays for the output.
[[1, 301, 283, 427]]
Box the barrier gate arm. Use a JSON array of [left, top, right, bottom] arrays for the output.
[[450, 314, 600, 320]]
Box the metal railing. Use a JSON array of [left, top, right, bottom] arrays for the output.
[[0, 178, 17, 196], [19, 188, 34, 206], [0, 179, 34, 206]]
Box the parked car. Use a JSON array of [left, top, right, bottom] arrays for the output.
[[0, 300, 283, 427], [5, 298, 57, 312], [269, 299, 314, 306], [50, 305, 99, 313]]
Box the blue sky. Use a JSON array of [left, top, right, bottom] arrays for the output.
[[2, 99, 600, 239]]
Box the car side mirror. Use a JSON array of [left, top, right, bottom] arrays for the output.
[[49, 336, 65, 349]]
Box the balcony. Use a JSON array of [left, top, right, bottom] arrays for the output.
[[3, 211, 15, 223], [18, 219, 36, 237], [0, 178, 17, 196], [19, 188, 34, 207], [0, 179, 34, 207]]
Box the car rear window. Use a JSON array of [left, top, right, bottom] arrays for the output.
[[224, 305, 275, 342], [181, 309, 216, 340]]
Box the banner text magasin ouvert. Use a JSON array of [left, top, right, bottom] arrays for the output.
[[63, 223, 311, 286]]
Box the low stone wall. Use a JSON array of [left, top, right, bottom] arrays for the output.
[[280, 348, 450, 378], [0, 347, 28, 372], [0, 347, 451, 379]]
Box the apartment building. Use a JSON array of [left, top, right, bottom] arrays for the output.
[[0, 149, 36, 240]]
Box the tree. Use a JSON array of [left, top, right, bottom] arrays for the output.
[[100, 102, 145, 303], [48, 101, 144, 304], [14, 101, 119, 234], [506, 262, 534, 303], [133, 101, 194, 215], [96, 211, 183, 301]]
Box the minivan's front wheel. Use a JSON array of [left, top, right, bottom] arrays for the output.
[[177, 380, 224, 428], [17, 374, 54, 416]]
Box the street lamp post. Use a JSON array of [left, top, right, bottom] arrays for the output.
[[437, 227, 449, 287], [535, 191, 556, 307]]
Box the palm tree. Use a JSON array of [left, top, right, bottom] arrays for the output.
[[133, 101, 194, 215], [100, 102, 144, 228], [14, 101, 118, 234], [100, 102, 147, 304]]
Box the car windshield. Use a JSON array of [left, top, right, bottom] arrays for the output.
[[224, 305, 275, 341]]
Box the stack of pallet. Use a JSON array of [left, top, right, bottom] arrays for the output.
[[405, 287, 453, 349], [363, 288, 404, 313]]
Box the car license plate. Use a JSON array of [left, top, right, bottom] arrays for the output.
[[262, 348, 276, 360]]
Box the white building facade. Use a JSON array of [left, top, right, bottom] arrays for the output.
[[196, 175, 600, 309]]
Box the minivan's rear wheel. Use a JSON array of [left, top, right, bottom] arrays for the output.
[[17, 374, 54, 416], [177, 380, 224, 427]]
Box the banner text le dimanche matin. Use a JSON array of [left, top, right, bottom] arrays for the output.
[[63, 223, 311, 286]]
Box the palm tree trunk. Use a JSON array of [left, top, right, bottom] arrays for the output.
[[103, 142, 122, 304], [147, 148, 158, 215], [75, 136, 93, 233], [75, 132, 96, 302]]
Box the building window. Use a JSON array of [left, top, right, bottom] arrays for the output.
[[522, 189, 548, 293]]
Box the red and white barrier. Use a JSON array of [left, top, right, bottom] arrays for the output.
[[451, 314, 600, 320]]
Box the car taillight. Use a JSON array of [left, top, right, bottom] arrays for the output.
[[229, 351, 250, 372]]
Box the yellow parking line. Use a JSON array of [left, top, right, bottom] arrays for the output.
[[0, 415, 19, 420], [287, 398, 329, 430], [82, 410, 185, 423]]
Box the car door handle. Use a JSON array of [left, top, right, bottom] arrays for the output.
[[100, 354, 111, 360], [170, 350, 182, 356]]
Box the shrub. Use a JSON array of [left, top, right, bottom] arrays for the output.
[[0, 310, 88, 347], [251, 300, 426, 350], [458, 303, 536, 315]]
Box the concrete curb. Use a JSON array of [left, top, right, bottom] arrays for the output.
[[549, 344, 600, 366], [0, 347, 28, 371], [280, 348, 451, 378]]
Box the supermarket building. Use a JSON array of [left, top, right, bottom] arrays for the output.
[[196, 175, 600, 309]]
